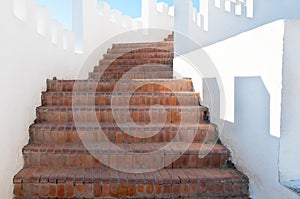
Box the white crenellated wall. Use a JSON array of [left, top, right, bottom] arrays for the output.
[[142, 0, 174, 30], [73, 0, 173, 52], [0, 1, 85, 198], [174, 0, 254, 51], [13, 0, 76, 52], [0, 0, 174, 198], [72, 0, 174, 76], [174, 0, 300, 50]]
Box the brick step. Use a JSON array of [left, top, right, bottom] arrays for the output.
[[103, 52, 174, 59], [94, 64, 173, 73], [112, 41, 173, 49], [88, 71, 173, 80], [42, 92, 200, 106], [22, 143, 229, 169], [13, 167, 249, 198], [46, 79, 194, 92], [107, 47, 173, 54], [99, 58, 173, 67], [164, 37, 174, 42], [36, 105, 209, 123], [165, 35, 173, 41], [29, 122, 218, 144]]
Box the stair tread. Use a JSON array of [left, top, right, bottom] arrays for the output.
[[103, 52, 174, 59], [42, 91, 199, 95], [95, 64, 173, 68], [23, 143, 228, 155], [14, 167, 248, 184], [90, 71, 173, 74], [107, 47, 174, 54], [30, 121, 212, 128], [113, 41, 174, 46], [101, 57, 173, 61], [47, 78, 191, 83], [37, 105, 205, 108]]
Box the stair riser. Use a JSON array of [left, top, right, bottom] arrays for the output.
[[89, 72, 173, 80], [14, 182, 249, 198], [29, 125, 217, 144], [36, 108, 208, 123], [107, 47, 173, 54], [23, 152, 229, 169], [94, 65, 173, 73], [99, 58, 173, 66], [164, 38, 174, 41], [103, 52, 174, 59], [42, 93, 200, 106], [46, 80, 194, 92], [112, 42, 173, 48]]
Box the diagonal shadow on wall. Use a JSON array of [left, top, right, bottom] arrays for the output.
[[203, 76, 297, 199]]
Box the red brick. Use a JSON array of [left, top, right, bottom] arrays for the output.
[[39, 184, 49, 197], [101, 184, 110, 197], [119, 184, 127, 197], [127, 184, 136, 197], [137, 184, 144, 194], [181, 155, 189, 168], [189, 183, 198, 196], [116, 131, 122, 143], [49, 184, 57, 197], [94, 184, 101, 197], [75, 184, 84, 197], [31, 184, 39, 196], [145, 184, 154, 195], [189, 155, 197, 168], [155, 184, 163, 195], [57, 184, 65, 197], [13, 184, 23, 196], [110, 184, 119, 198], [198, 182, 206, 193], [65, 184, 74, 198], [215, 183, 224, 194], [172, 184, 180, 195], [86, 155, 93, 168], [84, 184, 93, 198]]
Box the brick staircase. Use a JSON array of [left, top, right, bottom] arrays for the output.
[[13, 33, 249, 198]]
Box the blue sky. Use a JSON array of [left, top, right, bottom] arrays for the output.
[[36, 0, 199, 30]]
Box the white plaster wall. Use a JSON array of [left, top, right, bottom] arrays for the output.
[[280, 20, 300, 183], [174, 20, 299, 199], [0, 1, 85, 198]]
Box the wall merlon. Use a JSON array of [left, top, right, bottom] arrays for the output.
[[110, 9, 122, 23], [51, 20, 64, 48], [63, 30, 75, 51], [13, 0, 76, 52], [122, 16, 133, 29], [37, 6, 51, 39], [97, 1, 110, 16], [169, 6, 174, 16], [157, 2, 169, 15], [132, 19, 143, 30]]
